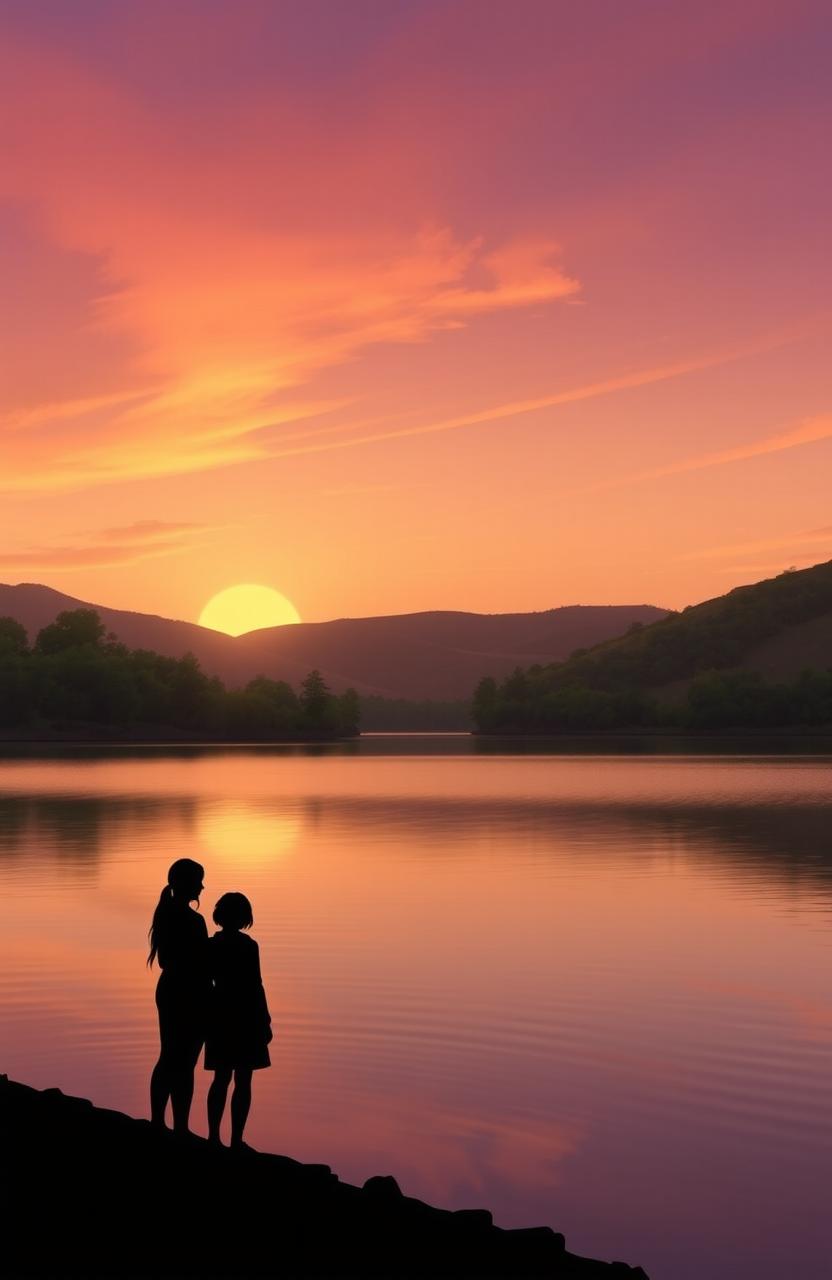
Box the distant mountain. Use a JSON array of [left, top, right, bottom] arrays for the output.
[[0, 581, 245, 678], [0, 583, 669, 700], [231, 605, 671, 699]]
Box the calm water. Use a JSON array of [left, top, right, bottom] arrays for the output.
[[2, 738, 832, 1279]]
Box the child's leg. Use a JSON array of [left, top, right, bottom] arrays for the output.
[[230, 1068, 253, 1147], [207, 1067, 233, 1143]]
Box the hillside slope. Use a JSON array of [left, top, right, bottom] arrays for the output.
[[473, 562, 832, 732], [0, 582, 247, 681], [547, 559, 832, 696], [0, 584, 668, 700]]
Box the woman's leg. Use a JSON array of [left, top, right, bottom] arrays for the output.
[[151, 999, 173, 1128], [170, 1038, 203, 1135], [170, 1069, 194, 1134], [150, 1055, 171, 1128], [230, 1068, 253, 1147], [207, 1067, 233, 1143]]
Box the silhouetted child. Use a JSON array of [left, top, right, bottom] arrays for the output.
[[205, 892, 272, 1148]]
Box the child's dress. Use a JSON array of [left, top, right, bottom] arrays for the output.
[[205, 931, 272, 1071]]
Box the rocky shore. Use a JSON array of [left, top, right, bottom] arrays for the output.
[[2, 1076, 649, 1279]]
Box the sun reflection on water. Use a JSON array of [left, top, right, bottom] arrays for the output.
[[198, 803, 302, 867]]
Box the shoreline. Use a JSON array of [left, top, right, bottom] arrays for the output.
[[2, 727, 832, 747], [0, 725, 359, 745], [474, 726, 832, 740], [3, 1075, 649, 1278]]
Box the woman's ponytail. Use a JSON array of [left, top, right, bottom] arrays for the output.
[[147, 885, 173, 967], [147, 859, 205, 968]]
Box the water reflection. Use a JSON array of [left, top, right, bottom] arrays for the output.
[[1, 747, 831, 1280], [198, 803, 303, 866], [4, 776, 832, 896], [0, 793, 196, 869]]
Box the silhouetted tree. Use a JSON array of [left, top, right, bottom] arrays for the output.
[[36, 609, 106, 654], [299, 669, 331, 727], [244, 676, 300, 730], [338, 688, 361, 734], [0, 617, 28, 656], [0, 617, 31, 724], [0, 608, 362, 738], [472, 677, 498, 731], [169, 654, 216, 726]]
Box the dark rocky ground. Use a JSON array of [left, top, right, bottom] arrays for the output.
[[1, 1076, 649, 1279]]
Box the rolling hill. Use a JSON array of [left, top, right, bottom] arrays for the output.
[[473, 560, 832, 732], [538, 558, 832, 697], [0, 583, 668, 701]]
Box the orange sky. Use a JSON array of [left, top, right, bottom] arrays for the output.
[[1, 0, 830, 623]]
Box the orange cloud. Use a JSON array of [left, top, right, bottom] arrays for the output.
[[241, 337, 794, 462], [0, 522, 216, 571], [0, 26, 581, 494], [0, 227, 578, 492]]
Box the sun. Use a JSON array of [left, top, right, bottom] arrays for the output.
[[198, 584, 301, 636]]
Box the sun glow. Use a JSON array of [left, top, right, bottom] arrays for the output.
[[199, 803, 302, 866], [198, 584, 301, 635]]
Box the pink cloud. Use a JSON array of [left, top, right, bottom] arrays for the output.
[[0, 28, 584, 493], [586, 412, 832, 494], [0, 521, 217, 571]]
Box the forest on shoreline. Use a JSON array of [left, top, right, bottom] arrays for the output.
[[472, 665, 832, 733], [0, 609, 360, 739]]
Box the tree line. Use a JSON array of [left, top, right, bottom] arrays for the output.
[[0, 609, 360, 738], [473, 665, 832, 733], [359, 695, 471, 731]]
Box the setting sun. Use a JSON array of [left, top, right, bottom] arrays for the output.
[[198, 584, 301, 635]]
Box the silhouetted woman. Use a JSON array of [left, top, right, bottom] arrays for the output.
[[206, 892, 272, 1148], [148, 858, 211, 1134]]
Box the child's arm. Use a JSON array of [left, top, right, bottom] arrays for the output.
[[251, 939, 273, 1043]]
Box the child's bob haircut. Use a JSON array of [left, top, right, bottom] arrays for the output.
[[213, 891, 254, 930]]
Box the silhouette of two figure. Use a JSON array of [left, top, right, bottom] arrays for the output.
[[148, 860, 272, 1145]]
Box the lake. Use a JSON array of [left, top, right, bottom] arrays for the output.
[[2, 737, 831, 1279]]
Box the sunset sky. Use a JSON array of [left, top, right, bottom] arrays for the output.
[[1, 0, 830, 624]]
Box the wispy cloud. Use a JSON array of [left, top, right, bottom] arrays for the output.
[[585, 413, 832, 495], [1, 328, 777, 493], [317, 483, 406, 497], [94, 519, 215, 544], [681, 523, 832, 563], [249, 335, 796, 462], [3, 387, 154, 433], [0, 228, 578, 492], [0, 521, 216, 571]]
